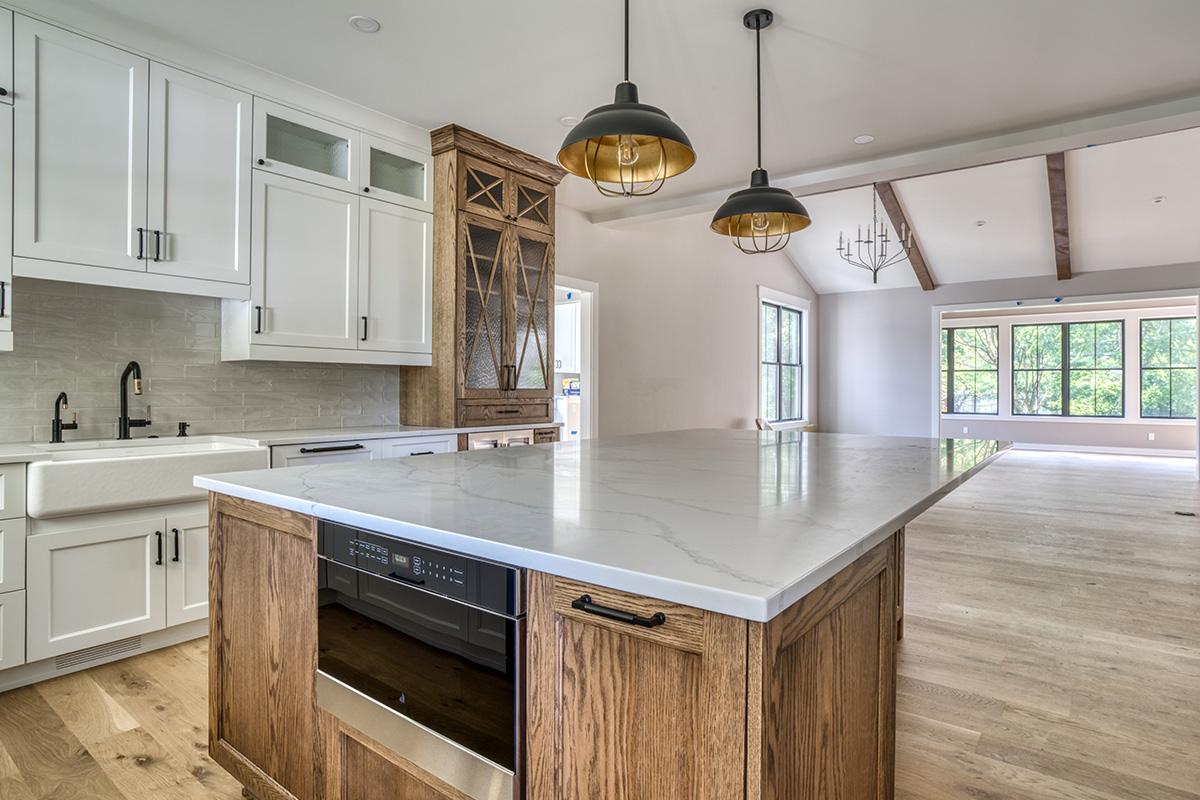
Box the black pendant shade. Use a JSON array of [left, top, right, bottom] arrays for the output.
[[557, 0, 696, 197], [711, 9, 810, 253]]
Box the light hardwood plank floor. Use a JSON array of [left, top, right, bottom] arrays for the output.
[[0, 450, 1195, 799]]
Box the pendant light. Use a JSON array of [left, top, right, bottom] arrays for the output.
[[711, 9, 811, 254], [557, 0, 696, 197]]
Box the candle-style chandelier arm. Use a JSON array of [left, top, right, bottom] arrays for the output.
[[836, 187, 915, 283]]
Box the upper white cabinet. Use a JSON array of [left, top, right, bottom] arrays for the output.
[[361, 132, 432, 213], [0, 8, 13, 105], [222, 172, 432, 365], [13, 18, 251, 295], [359, 198, 433, 355], [1, 104, 12, 352], [249, 171, 360, 351], [14, 17, 149, 272], [254, 99, 359, 194], [147, 63, 252, 285]]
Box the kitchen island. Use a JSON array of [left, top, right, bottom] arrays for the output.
[[196, 429, 1007, 800]]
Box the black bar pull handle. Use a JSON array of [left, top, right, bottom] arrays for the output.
[[136, 227, 146, 260], [155, 531, 163, 566], [254, 305, 263, 334], [153, 230, 163, 262], [1, 280, 6, 318], [497, 409, 520, 415], [299, 443, 365, 454], [362, 315, 368, 342], [410, 451, 435, 456], [571, 595, 666, 628], [172, 528, 180, 562]]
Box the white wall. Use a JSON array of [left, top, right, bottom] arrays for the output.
[[818, 261, 1200, 451], [556, 207, 817, 437]]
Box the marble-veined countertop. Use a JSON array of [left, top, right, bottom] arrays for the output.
[[196, 429, 1009, 621]]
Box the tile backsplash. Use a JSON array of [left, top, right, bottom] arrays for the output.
[[0, 278, 399, 443]]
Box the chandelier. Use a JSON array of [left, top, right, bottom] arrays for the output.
[[837, 186, 914, 283]]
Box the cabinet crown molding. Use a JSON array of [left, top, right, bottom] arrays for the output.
[[431, 124, 567, 186]]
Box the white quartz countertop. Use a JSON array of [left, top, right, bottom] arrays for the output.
[[213, 422, 561, 447], [0, 444, 52, 463], [196, 429, 1009, 621]]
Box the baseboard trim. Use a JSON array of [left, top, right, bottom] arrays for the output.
[[1012, 442, 1197, 458], [0, 619, 208, 692]]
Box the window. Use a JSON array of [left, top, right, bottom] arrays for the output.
[[941, 326, 999, 414], [1012, 321, 1123, 417], [1141, 318, 1198, 419], [761, 302, 802, 422]]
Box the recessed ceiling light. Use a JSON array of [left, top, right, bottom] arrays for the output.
[[975, 220, 987, 227], [348, 16, 380, 33], [852, 134, 875, 145], [559, 116, 581, 127], [1151, 195, 1167, 204]]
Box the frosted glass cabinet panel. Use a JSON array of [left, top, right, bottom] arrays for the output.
[[14, 16, 149, 271], [361, 133, 432, 213], [253, 99, 358, 193]]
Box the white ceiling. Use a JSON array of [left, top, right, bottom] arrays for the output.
[[24, 0, 1200, 293]]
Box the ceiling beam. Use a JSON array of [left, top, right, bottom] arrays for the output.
[[874, 182, 935, 291], [1046, 152, 1072, 280]]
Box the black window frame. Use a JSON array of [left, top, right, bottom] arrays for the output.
[[1011, 320, 1125, 418], [760, 301, 803, 424], [941, 325, 1000, 415], [1139, 316, 1198, 420]]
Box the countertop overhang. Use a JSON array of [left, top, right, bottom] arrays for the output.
[[196, 429, 1010, 622]]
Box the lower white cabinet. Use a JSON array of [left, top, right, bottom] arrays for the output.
[[270, 439, 382, 468], [0, 516, 27, 594], [0, 590, 25, 671], [25, 509, 207, 662]]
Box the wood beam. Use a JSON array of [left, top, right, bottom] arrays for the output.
[[874, 182, 935, 291], [1046, 152, 1072, 280]]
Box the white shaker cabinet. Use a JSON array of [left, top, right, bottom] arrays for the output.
[[1, 104, 12, 352], [25, 519, 166, 662], [147, 63, 252, 285], [358, 198, 433, 356], [165, 511, 209, 627], [25, 508, 210, 662], [0, 591, 24, 672], [13, 16, 149, 272], [0, 8, 12, 106], [247, 172, 361, 351], [13, 18, 251, 293]]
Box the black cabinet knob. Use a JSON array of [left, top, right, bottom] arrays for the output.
[[257, 158, 265, 165], [0, 88, 8, 97], [363, 187, 370, 193]]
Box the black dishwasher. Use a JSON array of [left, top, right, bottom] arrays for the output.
[[316, 520, 525, 800]]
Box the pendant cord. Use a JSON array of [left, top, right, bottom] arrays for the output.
[[624, 0, 630, 82], [755, 21, 762, 169]]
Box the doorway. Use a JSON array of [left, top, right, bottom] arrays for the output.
[[554, 276, 598, 440]]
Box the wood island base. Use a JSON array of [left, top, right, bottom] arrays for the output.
[[208, 494, 901, 800]]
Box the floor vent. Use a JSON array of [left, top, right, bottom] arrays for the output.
[[55, 636, 142, 670]]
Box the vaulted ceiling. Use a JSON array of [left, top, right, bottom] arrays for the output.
[[22, 0, 1200, 292]]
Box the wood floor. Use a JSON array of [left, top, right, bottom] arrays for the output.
[[0, 450, 1196, 799]]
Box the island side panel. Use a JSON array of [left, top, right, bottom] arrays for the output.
[[526, 573, 747, 800], [749, 533, 899, 800], [208, 493, 321, 800]]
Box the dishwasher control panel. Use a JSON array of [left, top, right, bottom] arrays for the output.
[[318, 520, 523, 615]]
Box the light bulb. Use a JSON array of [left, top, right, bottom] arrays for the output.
[[617, 135, 639, 166], [751, 212, 770, 232]]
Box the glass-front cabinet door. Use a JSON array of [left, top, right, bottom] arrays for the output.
[[512, 229, 553, 393], [253, 99, 358, 193], [360, 133, 432, 213], [511, 174, 554, 235], [460, 215, 508, 395]]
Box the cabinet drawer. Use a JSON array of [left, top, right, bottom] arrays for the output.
[[533, 428, 559, 444], [378, 435, 456, 459], [0, 590, 25, 671], [550, 576, 707, 654], [0, 516, 26, 593], [457, 400, 552, 426], [271, 440, 383, 468], [0, 463, 25, 519]]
